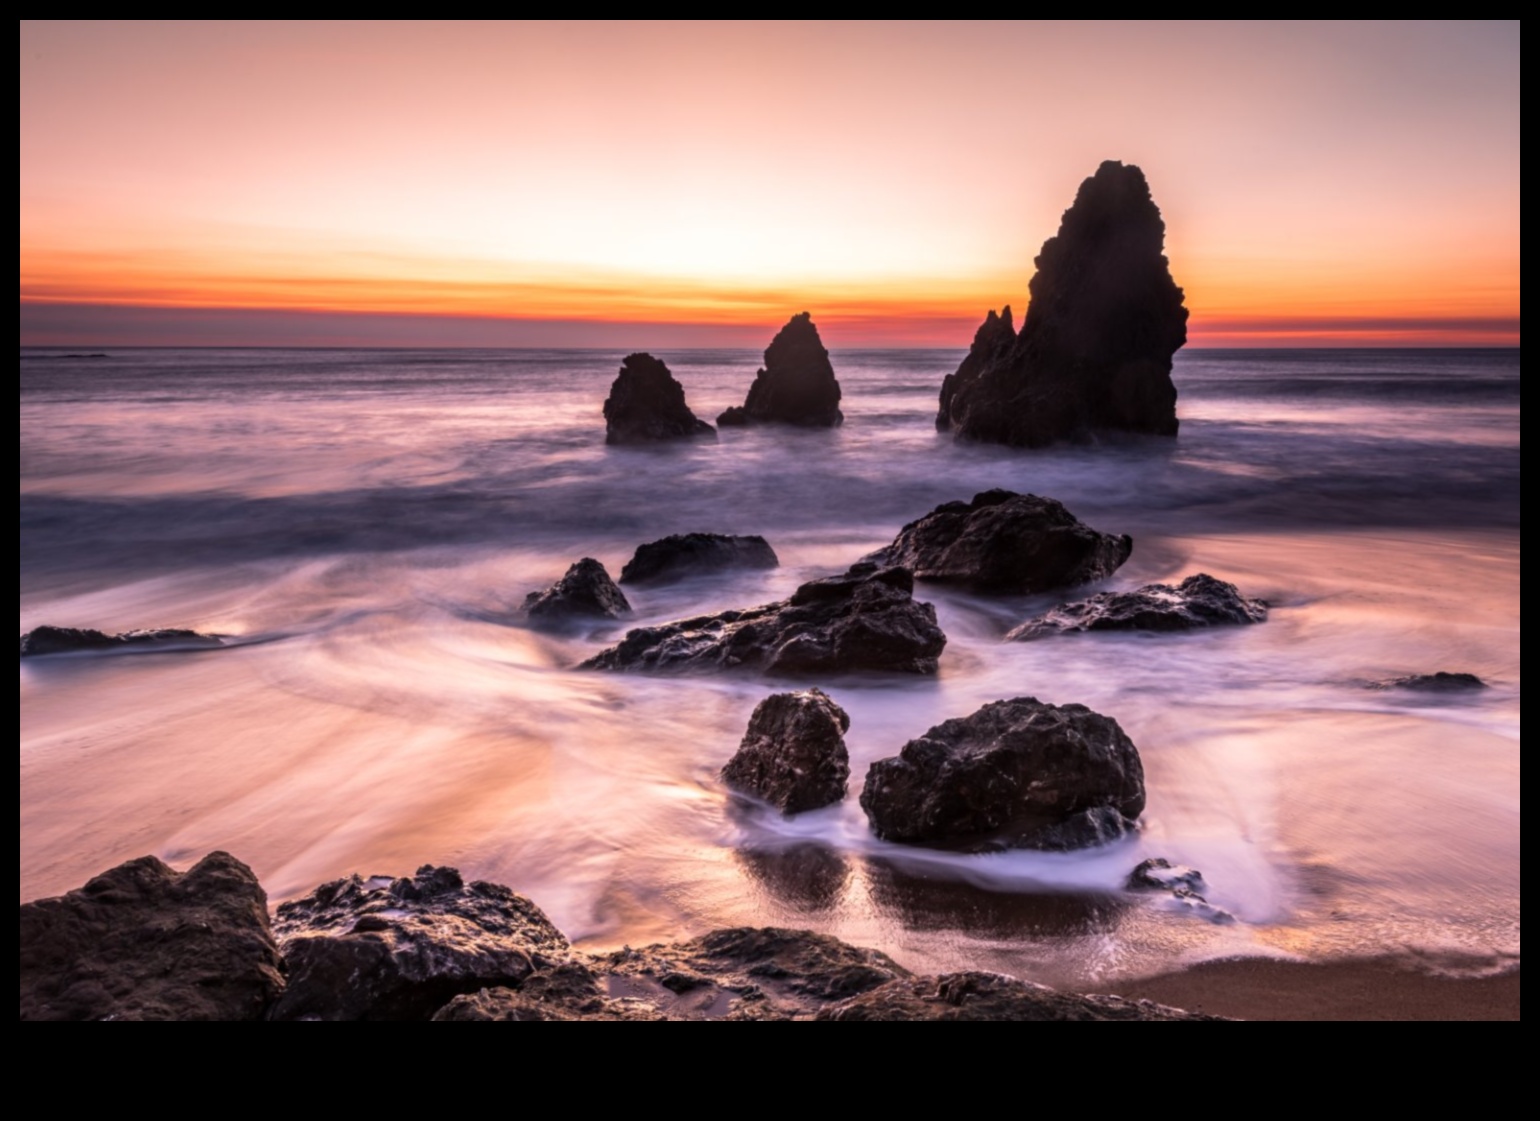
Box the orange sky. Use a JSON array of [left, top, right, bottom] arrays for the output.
[[19, 21, 1520, 347]]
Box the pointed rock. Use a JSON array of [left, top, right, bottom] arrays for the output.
[[522, 558, 631, 623], [718, 312, 843, 427], [721, 688, 851, 814], [603, 352, 716, 445]]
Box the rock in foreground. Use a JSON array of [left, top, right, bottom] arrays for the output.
[[860, 697, 1145, 852], [717, 312, 843, 427], [938, 160, 1188, 447], [270, 864, 569, 1020], [20, 624, 223, 657], [1007, 573, 1267, 640], [868, 489, 1131, 594], [522, 558, 631, 623], [19, 851, 283, 1020], [817, 971, 1218, 1021], [620, 533, 779, 585], [581, 563, 945, 676], [603, 352, 716, 445], [721, 688, 851, 814]]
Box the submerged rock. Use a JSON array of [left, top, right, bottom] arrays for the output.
[[860, 697, 1145, 852], [1126, 857, 1234, 923], [817, 971, 1220, 1021], [721, 688, 851, 814], [620, 533, 779, 585], [938, 161, 1188, 447], [581, 562, 945, 676], [19, 624, 223, 657], [603, 352, 716, 445], [1007, 573, 1267, 640], [868, 489, 1131, 594], [717, 312, 843, 427], [19, 851, 284, 1021], [270, 864, 569, 1020], [522, 558, 631, 622], [1372, 672, 1488, 692]]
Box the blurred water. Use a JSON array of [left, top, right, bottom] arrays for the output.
[[18, 346, 1520, 985]]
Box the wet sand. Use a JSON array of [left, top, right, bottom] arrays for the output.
[[1103, 957, 1519, 1021]]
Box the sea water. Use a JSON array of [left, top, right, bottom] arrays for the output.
[[19, 347, 1520, 986]]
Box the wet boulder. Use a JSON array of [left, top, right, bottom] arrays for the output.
[[868, 489, 1131, 594], [721, 688, 851, 814], [20, 851, 284, 1021], [269, 864, 569, 1020], [859, 697, 1145, 852], [620, 533, 779, 585], [432, 961, 666, 1021], [581, 562, 945, 676], [20, 624, 223, 657], [1371, 672, 1488, 692], [938, 161, 1188, 447], [1007, 573, 1267, 640], [522, 557, 631, 622], [1126, 857, 1233, 924], [817, 971, 1221, 1021], [603, 352, 716, 445], [717, 312, 843, 427]]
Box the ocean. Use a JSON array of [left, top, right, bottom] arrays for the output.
[[18, 346, 1520, 988]]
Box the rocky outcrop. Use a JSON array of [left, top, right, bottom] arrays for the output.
[[1126, 857, 1233, 924], [816, 971, 1219, 1021], [860, 697, 1145, 852], [269, 864, 569, 1020], [521, 558, 631, 622], [20, 624, 223, 657], [603, 352, 715, 445], [721, 689, 851, 814], [19, 851, 283, 1020], [1007, 573, 1267, 640], [581, 562, 945, 676], [938, 161, 1188, 447], [1371, 672, 1488, 692], [620, 533, 779, 585], [717, 312, 843, 427], [868, 489, 1131, 594]]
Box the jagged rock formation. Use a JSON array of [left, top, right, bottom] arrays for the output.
[[860, 697, 1145, 852], [717, 312, 843, 427], [19, 851, 283, 1020], [937, 160, 1188, 446], [602, 352, 716, 445], [816, 970, 1218, 1021], [20, 624, 223, 657], [868, 489, 1131, 594], [580, 562, 945, 676], [1007, 573, 1267, 640], [521, 558, 631, 622], [269, 864, 569, 1020], [721, 688, 851, 814], [620, 533, 779, 585]]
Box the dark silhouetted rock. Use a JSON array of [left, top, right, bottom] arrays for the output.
[[20, 624, 223, 657], [522, 558, 631, 622], [1007, 573, 1267, 640], [603, 352, 716, 445], [620, 533, 779, 585], [269, 864, 569, 1020], [938, 161, 1188, 446], [581, 562, 945, 676], [717, 405, 749, 426], [860, 697, 1145, 852], [817, 971, 1222, 1021], [432, 961, 665, 1021], [868, 489, 1131, 594], [717, 312, 843, 427], [721, 688, 851, 814], [1126, 857, 1233, 923], [1371, 672, 1488, 692], [19, 851, 284, 1020]]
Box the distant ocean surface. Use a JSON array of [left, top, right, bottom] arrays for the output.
[[19, 347, 1520, 986]]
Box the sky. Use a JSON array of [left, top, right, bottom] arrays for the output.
[[19, 21, 1521, 348]]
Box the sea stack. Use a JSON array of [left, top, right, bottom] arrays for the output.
[[603, 353, 715, 445], [937, 161, 1188, 447], [717, 312, 843, 427]]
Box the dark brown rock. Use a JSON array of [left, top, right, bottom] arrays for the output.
[[602, 352, 715, 445], [580, 562, 945, 676], [432, 961, 665, 1021], [19, 851, 284, 1020], [522, 557, 631, 623], [817, 970, 1222, 1021], [721, 688, 851, 814], [717, 312, 842, 427], [1126, 857, 1234, 924], [1007, 573, 1267, 640], [620, 533, 779, 585], [938, 161, 1188, 447], [868, 489, 1131, 594], [1371, 672, 1488, 692], [269, 864, 568, 1020], [20, 624, 223, 657], [859, 697, 1145, 852]]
